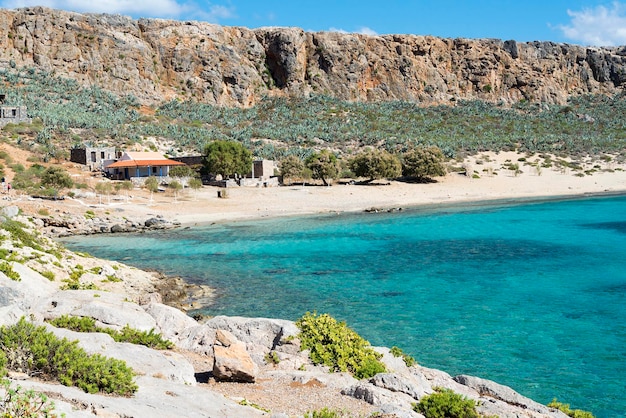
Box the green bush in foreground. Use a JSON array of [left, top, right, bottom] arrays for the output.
[[414, 387, 479, 418], [49, 315, 173, 350], [295, 312, 385, 379], [548, 398, 595, 418], [0, 318, 137, 395], [1, 378, 61, 418]]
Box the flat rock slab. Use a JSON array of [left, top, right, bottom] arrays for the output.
[[36, 289, 158, 331]]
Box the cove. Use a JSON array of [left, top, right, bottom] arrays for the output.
[[60, 195, 626, 417]]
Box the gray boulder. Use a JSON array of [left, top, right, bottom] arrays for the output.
[[204, 315, 300, 363], [369, 373, 426, 399], [0, 262, 57, 310], [109, 224, 126, 233], [174, 324, 218, 356], [143, 302, 198, 341], [342, 381, 417, 411], [0, 205, 19, 219], [145, 217, 167, 228], [0, 305, 25, 326]]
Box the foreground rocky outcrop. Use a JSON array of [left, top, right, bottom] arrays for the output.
[[0, 209, 572, 417], [0, 6, 624, 107]]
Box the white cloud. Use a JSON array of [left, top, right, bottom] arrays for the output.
[[357, 26, 378, 36], [558, 1, 626, 46], [328, 26, 378, 36], [0, 0, 234, 21]]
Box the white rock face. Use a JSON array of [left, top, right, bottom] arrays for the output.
[[143, 302, 198, 340], [35, 290, 158, 331], [46, 325, 196, 385]]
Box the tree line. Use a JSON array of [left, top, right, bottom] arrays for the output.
[[203, 140, 446, 186]]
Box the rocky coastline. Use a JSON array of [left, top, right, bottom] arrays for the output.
[[0, 206, 572, 417]]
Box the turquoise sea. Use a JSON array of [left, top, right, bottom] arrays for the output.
[[60, 195, 626, 417]]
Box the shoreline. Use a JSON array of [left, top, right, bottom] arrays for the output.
[[4, 150, 624, 234], [173, 189, 626, 230], [7, 150, 625, 239]]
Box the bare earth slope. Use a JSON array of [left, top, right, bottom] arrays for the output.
[[0, 6, 624, 107]]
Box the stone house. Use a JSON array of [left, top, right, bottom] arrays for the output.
[[104, 151, 185, 180], [0, 94, 31, 127], [70, 146, 118, 171]]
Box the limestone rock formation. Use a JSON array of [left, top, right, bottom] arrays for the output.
[[212, 329, 259, 383], [0, 6, 624, 107]]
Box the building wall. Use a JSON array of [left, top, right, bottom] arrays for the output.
[[252, 160, 276, 178], [0, 106, 31, 127], [71, 146, 117, 171]]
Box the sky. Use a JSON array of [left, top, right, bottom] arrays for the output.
[[1, 1, 626, 46]]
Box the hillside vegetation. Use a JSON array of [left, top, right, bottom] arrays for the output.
[[2, 67, 625, 165]]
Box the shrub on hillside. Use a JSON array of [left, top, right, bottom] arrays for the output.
[[548, 398, 595, 418], [49, 315, 173, 350], [414, 387, 479, 418], [0, 318, 137, 395], [295, 312, 385, 379]]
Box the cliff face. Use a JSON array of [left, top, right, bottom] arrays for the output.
[[0, 6, 625, 106]]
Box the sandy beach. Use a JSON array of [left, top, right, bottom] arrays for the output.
[[7, 151, 626, 226]]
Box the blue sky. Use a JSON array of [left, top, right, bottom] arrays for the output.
[[2, 1, 626, 46]]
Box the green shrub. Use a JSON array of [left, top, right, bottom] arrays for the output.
[[390, 346, 416, 367], [40, 270, 55, 281], [304, 407, 345, 418], [0, 378, 61, 418], [113, 325, 173, 350], [49, 315, 173, 350], [265, 351, 280, 365], [548, 398, 595, 418], [414, 388, 479, 418], [49, 315, 98, 333], [238, 399, 270, 413], [0, 349, 6, 376], [296, 312, 385, 379], [103, 274, 121, 282], [0, 219, 43, 251], [0, 261, 20, 281], [0, 318, 137, 395]]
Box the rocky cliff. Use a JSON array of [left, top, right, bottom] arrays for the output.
[[0, 6, 625, 107]]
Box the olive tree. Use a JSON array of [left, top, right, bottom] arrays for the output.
[[280, 155, 305, 185], [305, 150, 339, 186], [95, 181, 113, 204], [143, 176, 159, 204], [402, 146, 446, 181], [40, 166, 73, 197], [168, 180, 183, 202], [203, 140, 252, 178], [187, 177, 202, 200], [169, 165, 195, 178], [114, 180, 133, 202], [349, 149, 401, 183]]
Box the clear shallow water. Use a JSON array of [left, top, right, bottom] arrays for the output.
[[61, 195, 626, 417]]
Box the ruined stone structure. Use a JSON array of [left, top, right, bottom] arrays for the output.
[[0, 94, 31, 127], [70, 146, 117, 171]]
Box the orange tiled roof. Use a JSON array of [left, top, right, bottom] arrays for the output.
[[106, 159, 185, 169]]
